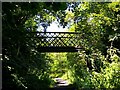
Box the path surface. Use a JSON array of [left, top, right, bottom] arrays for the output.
[[50, 78, 76, 90]]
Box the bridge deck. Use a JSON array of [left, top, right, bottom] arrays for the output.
[[37, 47, 82, 52]]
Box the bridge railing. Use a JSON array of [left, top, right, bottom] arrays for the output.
[[26, 32, 83, 52]]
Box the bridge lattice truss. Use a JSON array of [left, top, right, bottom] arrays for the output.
[[27, 32, 82, 52]]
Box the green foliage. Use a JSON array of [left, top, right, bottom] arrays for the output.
[[47, 53, 68, 78], [2, 2, 120, 89], [64, 2, 120, 89], [2, 2, 67, 89]]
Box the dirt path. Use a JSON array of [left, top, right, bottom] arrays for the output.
[[50, 78, 76, 90]]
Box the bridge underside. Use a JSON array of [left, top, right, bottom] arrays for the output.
[[37, 47, 81, 52]]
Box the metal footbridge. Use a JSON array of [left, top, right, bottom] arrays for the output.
[[26, 32, 82, 52]]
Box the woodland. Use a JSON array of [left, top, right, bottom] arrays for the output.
[[2, 2, 120, 90]]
